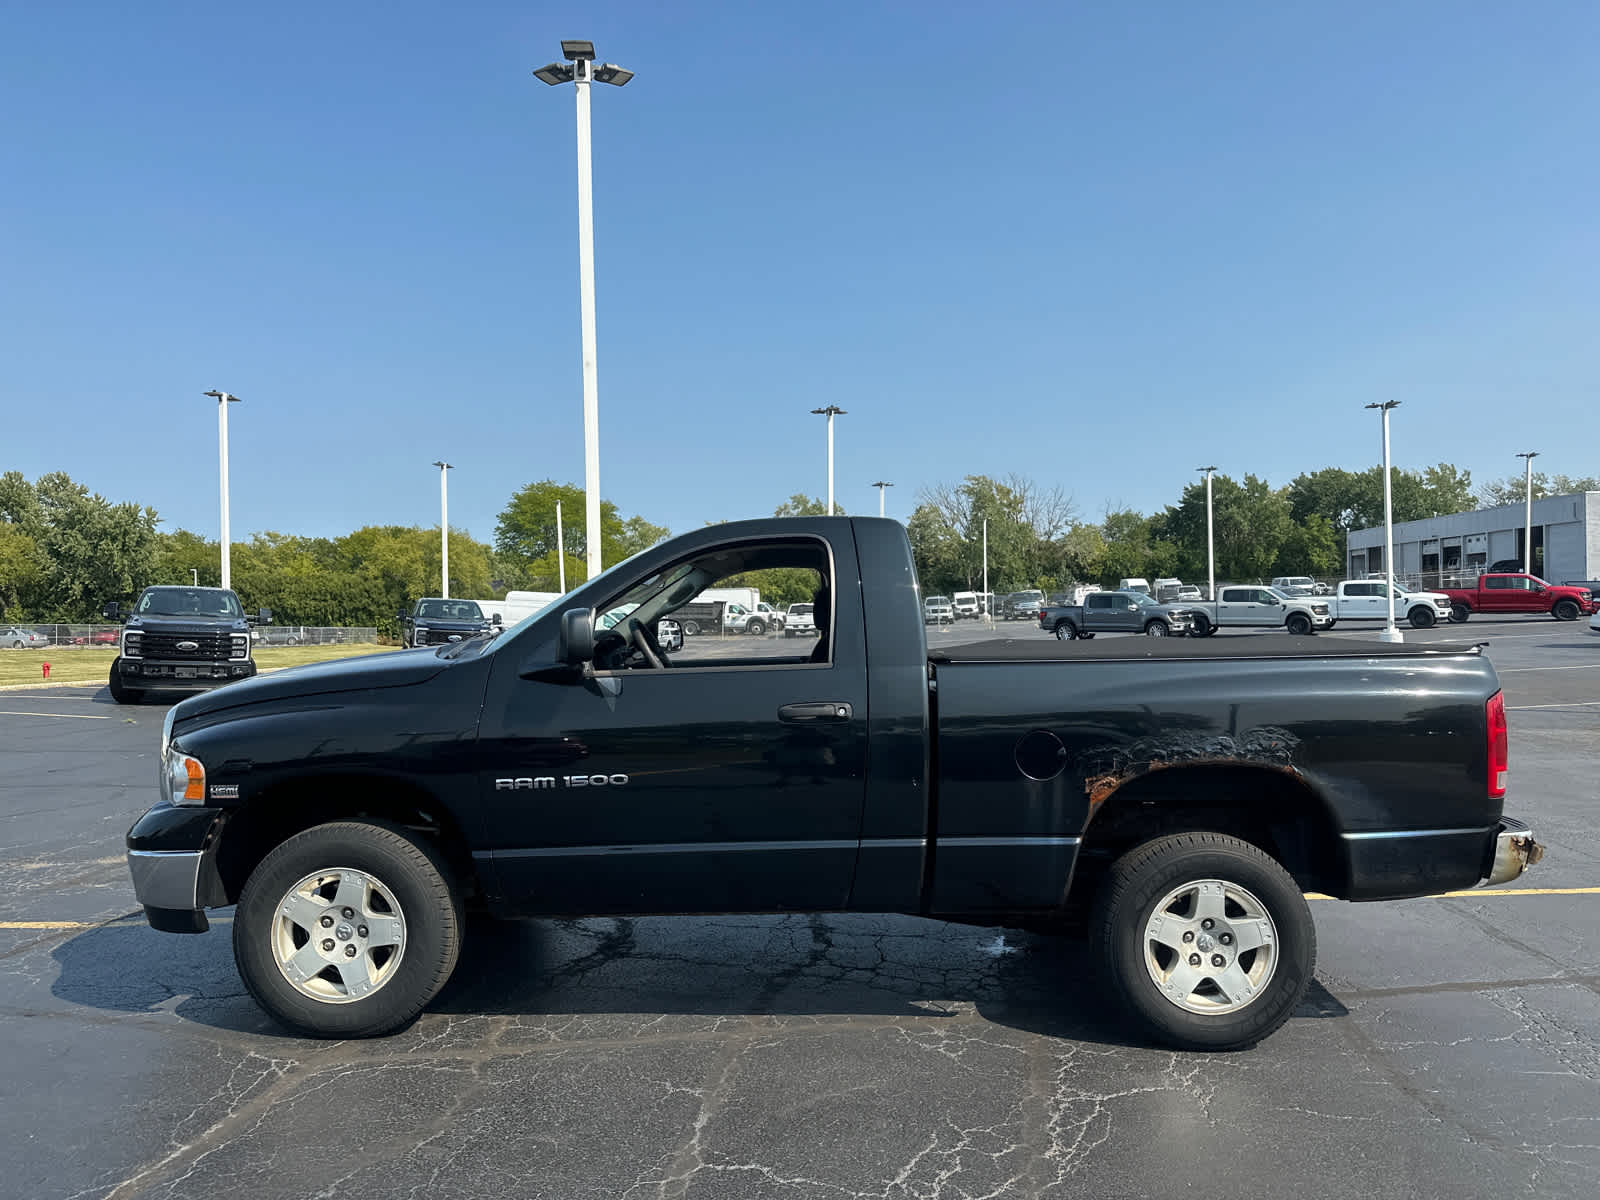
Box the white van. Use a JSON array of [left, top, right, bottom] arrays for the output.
[[952, 591, 980, 619], [1118, 578, 1151, 596]]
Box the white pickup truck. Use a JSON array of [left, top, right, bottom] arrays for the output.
[[1327, 580, 1454, 629], [1185, 585, 1334, 637], [724, 600, 787, 635]]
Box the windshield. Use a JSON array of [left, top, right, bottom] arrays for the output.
[[789, 603, 813, 615], [136, 588, 242, 618], [416, 599, 483, 620], [1131, 593, 1161, 608], [925, 596, 950, 606]]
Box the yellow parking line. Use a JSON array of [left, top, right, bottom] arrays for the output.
[[0, 916, 233, 930], [0, 710, 111, 720]]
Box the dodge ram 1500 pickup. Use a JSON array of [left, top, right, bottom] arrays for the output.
[[126, 517, 1541, 1050]]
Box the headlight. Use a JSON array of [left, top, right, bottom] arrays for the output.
[[230, 633, 250, 659], [161, 730, 206, 806], [122, 631, 143, 659]]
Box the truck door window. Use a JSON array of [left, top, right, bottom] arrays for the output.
[[592, 538, 832, 671]]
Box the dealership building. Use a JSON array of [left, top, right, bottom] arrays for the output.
[[1346, 492, 1600, 586]]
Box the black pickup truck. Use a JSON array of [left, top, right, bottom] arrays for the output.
[[104, 586, 268, 704], [400, 598, 498, 648], [125, 517, 1541, 1050]]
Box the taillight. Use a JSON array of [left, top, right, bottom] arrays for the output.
[[1486, 690, 1508, 799], [1038, 609, 1047, 620]]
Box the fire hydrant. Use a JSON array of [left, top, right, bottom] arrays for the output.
[[42, 662, 51, 679]]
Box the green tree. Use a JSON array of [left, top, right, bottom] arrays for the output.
[[494, 480, 669, 584], [0, 523, 44, 619], [1163, 474, 1292, 582], [1275, 513, 1341, 578], [20, 472, 161, 619], [910, 475, 1076, 594], [1478, 471, 1600, 508], [773, 494, 842, 518]]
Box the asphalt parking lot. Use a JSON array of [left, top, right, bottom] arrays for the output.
[[3, 616, 1597, 1199]]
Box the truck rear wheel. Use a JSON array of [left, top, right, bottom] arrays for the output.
[[1409, 607, 1436, 629], [1450, 604, 1470, 623], [1189, 614, 1213, 637], [1054, 622, 1078, 640], [1553, 599, 1580, 621], [1092, 833, 1314, 1051], [233, 821, 462, 1038]]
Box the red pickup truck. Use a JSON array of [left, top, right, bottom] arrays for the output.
[[1441, 573, 1598, 624]]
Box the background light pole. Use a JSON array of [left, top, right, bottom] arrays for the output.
[[555, 499, 567, 593], [432, 462, 453, 598], [983, 517, 990, 627], [811, 406, 846, 514], [1196, 466, 1217, 600], [1365, 402, 1403, 643], [535, 40, 633, 584], [870, 480, 893, 518], [203, 391, 241, 589], [1516, 451, 1540, 575], [190, 568, 199, 586]]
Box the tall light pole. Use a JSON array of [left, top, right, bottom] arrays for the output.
[[811, 406, 846, 514], [871, 480, 893, 518], [1196, 466, 1217, 601], [1516, 451, 1540, 576], [982, 517, 990, 627], [534, 40, 633, 584], [1365, 401, 1403, 643], [432, 462, 453, 598], [204, 391, 241, 589], [555, 499, 567, 593]]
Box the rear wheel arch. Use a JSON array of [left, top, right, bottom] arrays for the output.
[[214, 776, 480, 908], [1067, 764, 1347, 910]]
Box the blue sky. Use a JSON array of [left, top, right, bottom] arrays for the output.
[[4, 2, 1596, 547]]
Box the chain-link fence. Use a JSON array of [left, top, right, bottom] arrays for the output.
[[0, 624, 380, 649]]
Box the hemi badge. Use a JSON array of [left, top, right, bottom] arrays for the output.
[[209, 784, 241, 800]]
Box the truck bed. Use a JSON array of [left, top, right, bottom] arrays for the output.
[[929, 635, 1482, 663]]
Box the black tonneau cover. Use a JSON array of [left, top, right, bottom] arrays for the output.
[[929, 636, 1483, 663]]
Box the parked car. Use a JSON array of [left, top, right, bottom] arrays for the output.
[[1004, 590, 1044, 620], [784, 602, 817, 637], [126, 514, 1541, 1050], [1176, 585, 1203, 601], [1183, 586, 1334, 637], [923, 595, 955, 625], [1038, 590, 1195, 639], [1270, 576, 1317, 597], [1438, 574, 1597, 624], [1326, 581, 1453, 630], [952, 591, 981, 619], [2, 626, 50, 649], [256, 626, 308, 646]]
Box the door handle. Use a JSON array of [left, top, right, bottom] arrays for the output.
[[779, 701, 853, 722]]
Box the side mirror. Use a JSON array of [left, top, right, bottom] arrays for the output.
[[258, 608, 272, 625], [102, 602, 122, 622], [492, 613, 503, 625], [1126, 603, 1138, 612], [559, 608, 595, 665], [396, 610, 407, 622]]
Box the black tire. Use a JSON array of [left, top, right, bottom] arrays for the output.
[[1553, 599, 1580, 622], [682, 620, 701, 636], [107, 659, 141, 704], [747, 619, 766, 636], [233, 820, 463, 1038], [1324, 620, 1337, 629], [1054, 622, 1078, 641], [1285, 613, 1313, 636], [785, 630, 795, 638], [1450, 604, 1471, 623], [10, 640, 22, 649], [286, 635, 300, 646], [1409, 607, 1436, 629], [1144, 621, 1169, 637], [1189, 613, 1212, 637], [1092, 832, 1315, 1051]]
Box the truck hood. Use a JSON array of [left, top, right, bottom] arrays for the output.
[[172, 647, 447, 720], [126, 614, 252, 635]]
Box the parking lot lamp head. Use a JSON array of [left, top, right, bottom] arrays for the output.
[[204, 391, 242, 591], [1364, 402, 1403, 642], [560, 40, 596, 62], [870, 480, 893, 518], [533, 62, 575, 86]]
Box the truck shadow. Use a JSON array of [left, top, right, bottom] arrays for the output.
[[49, 913, 1346, 1048]]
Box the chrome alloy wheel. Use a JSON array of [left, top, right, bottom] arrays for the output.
[[1141, 878, 1278, 1015], [271, 867, 407, 1003]]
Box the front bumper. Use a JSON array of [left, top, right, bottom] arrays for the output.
[[126, 804, 228, 932], [121, 658, 256, 691]]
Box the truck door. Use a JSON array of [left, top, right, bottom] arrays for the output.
[[1344, 582, 1382, 619], [1083, 592, 1120, 632], [1216, 587, 1264, 627], [475, 531, 868, 916]]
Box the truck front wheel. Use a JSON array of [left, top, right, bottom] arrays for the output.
[[1285, 613, 1313, 635], [1409, 607, 1436, 629], [1553, 599, 1580, 622], [107, 659, 142, 705], [233, 821, 463, 1038], [1092, 832, 1315, 1051], [747, 618, 766, 636]]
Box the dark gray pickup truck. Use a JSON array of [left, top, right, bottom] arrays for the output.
[[126, 517, 1540, 1050], [1039, 590, 1199, 639]]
